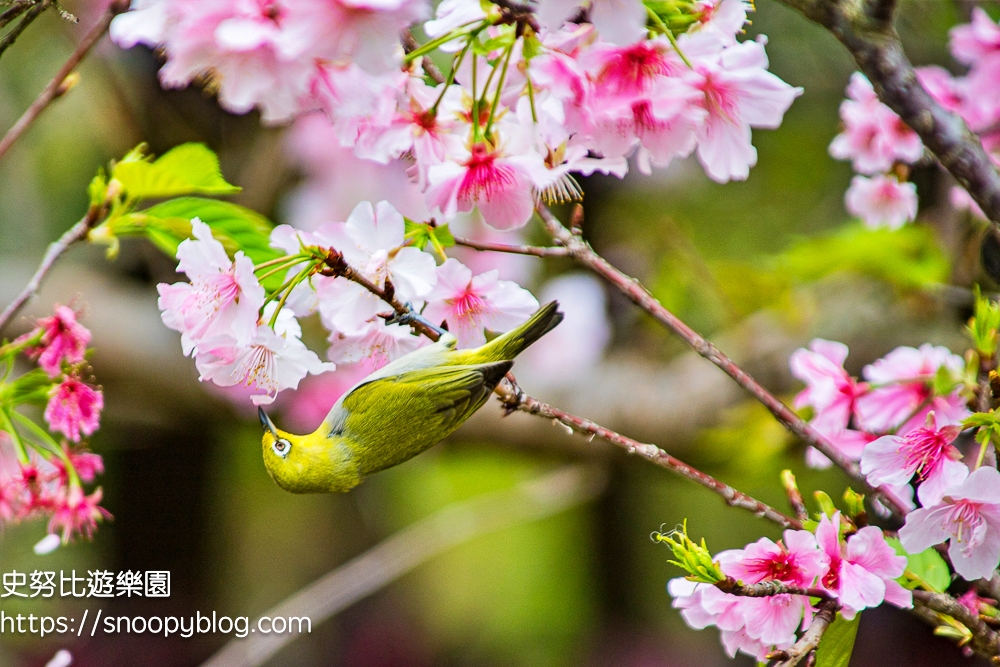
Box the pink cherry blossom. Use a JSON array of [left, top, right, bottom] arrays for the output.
[[691, 38, 803, 183], [47, 486, 111, 542], [899, 466, 1000, 581], [844, 174, 918, 230], [719, 531, 825, 646], [326, 320, 427, 371], [195, 321, 334, 405], [854, 343, 965, 433], [25, 305, 91, 378], [425, 143, 541, 231], [829, 72, 923, 174], [805, 427, 875, 470], [538, 0, 646, 45], [44, 376, 104, 443], [158, 218, 265, 354], [422, 258, 540, 348], [790, 339, 867, 432], [312, 200, 437, 336], [950, 8, 1000, 66], [816, 512, 911, 618], [861, 415, 968, 506], [55, 446, 105, 485]]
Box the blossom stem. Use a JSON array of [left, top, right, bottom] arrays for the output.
[[525, 74, 538, 123], [0, 0, 129, 162], [253, 253, 310, 272], [646, 6, 693, 69], [0, 409, 31, 465], [453, 236, 569, 257], [255, 260, 310, 286], [7, 410, 79, 486], [430, 37, 474, 114], [402, 21, 486, 63], [484, 42, 515, 139], [536, 203, 911, 519], [472, 50, 482, 143], [267, 265, 315, 329], [0, 329, 43, 360]]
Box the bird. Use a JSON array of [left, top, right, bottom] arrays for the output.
[[258, 301, 564, 493]]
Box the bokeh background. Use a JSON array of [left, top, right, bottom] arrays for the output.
[[0, 1, 993, 665]]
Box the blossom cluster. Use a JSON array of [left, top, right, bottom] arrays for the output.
[[831, 9, 1000, 228], [112, 0, 802, 232], [0, 305, 109, 544], [669, 512, 910, 660], [156, 204, 540, 406]]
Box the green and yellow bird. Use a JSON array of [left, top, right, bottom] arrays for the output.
[[258, 301, 563, 493]]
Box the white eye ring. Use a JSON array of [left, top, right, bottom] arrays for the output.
[[272, 438, 291, 459]]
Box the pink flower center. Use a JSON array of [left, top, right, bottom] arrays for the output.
[[193, 269, 241, 314], [459, 145, 516, 203], [699, 72, 739, 123], [822, 558, 841, 590], [900, 426, 959, 481], [234, 345, 278, 393], [598, 43, 671, 94], [743, 546, 802, 583], [947, 499, 987, 554], [450, 287, 489, 322]]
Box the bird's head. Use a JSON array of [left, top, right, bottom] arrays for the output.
[[258, 407, 360, 494]]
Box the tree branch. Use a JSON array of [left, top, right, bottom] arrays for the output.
[[198, 465, 604, 667], [768, 600, 839, 667], [913, 589, 1000, 658], [495, 383, 802, 528], [453, 236, 569, 257], [715, 577, 834, 600], [536, 204, 910, 519], [0, 202, 105, 333], [0, 0, 128, 162], [771, 0, 1000, 230]]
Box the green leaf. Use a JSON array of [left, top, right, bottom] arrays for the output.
[[111, 143, 241, 199], [3, 369, 53, 408], [886, 536, 952, 592], [815, 614, 860, 667], [87, 168, 108, 208]]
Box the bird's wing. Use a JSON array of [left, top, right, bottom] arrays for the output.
[[337, 361, 512, 475]]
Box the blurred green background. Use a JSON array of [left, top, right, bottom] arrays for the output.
[[0, 1, 992, 665]]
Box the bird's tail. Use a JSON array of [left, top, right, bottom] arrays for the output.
[[477, 301, 564, 362]]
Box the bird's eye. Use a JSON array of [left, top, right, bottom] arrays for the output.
[[272, 438, 291, 459]]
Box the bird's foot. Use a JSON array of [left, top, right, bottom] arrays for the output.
[[385, 304, 448, 337]]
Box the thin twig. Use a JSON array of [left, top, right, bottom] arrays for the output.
[[0, 0, 50, 61], [198, 465, 605, 667], [0, 0, 128, 162], [536, 204, 911, 519], [495, 383, 802, 529], [769, 600, 839, 667], [0, 0, 34, 29], [781, 470, 809, 522], [454, 236, 570, 258], [0, 203, 104, 333]]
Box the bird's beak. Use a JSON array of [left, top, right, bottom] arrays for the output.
[[258, 407, 278, 438]]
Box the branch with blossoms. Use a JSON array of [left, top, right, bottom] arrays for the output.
[[11, 0, 1000, 662]]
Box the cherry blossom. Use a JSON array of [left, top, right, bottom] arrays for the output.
[[844, 174, 918, 230], [24, 305, 91, 378], [158, 218, 265, 354], [538, 0, 646, 45], [44, 376, 104, 443], [790, 339, 866, 432], [899, 467, 1000, 581], [854, 343, 965, 433], [195, 322, 334, 405], [829, 73, 923, 174], [815, 512, 911, 618], [861, 415, 968, 506], [326, 319, 427, 371], [47, 486, 111, 542], [422, 258, 539, 348], [691, 38, 803, 183]]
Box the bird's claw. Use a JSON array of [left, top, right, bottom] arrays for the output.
[[384, 304, 448, 337]]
